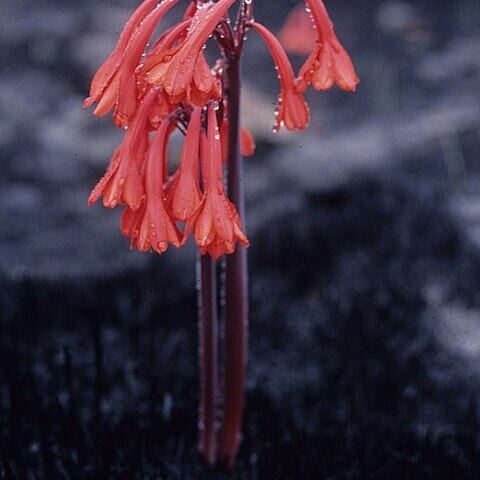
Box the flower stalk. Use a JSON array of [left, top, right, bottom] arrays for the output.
[[218, 52, 248, 470], [198, 254, 218, 466]]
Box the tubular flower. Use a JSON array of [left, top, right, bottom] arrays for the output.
[[142, 0, 236, 105], [295, 0, 360, 93], [121, 119, 182, 253], [84, 0, 182, 126], [251, 22, 310, 132], [84, 0, 360, 256], [88, 88, 159, 210], [167, 106, 203, 222], [184, 106, 249, 260], [141, 20, 191, 74], [83, 0, 160, 111]]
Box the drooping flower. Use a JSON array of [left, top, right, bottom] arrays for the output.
[[184, 105, 249, 259], [142, 0, 237, 105], [251, 22, 310, 132], [121, 118, 182, 253], [142, 19, 191, 72], [295, 0, 360, 93], [167, 106, 203, 222], [84, 0, 182, 127], [88, 88, 160, 210], [278, 4, 316, 55], [83, 0, 161, 111]]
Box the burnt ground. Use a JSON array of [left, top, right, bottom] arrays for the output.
[[2, 171, 480, 479], [1, 0, 480, 479]]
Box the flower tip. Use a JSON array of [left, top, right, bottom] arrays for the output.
[[208, 250, 223, 261], [113, 112, 129, 128], [171, 238, 182, 249], [336, 74, 360, 93], [157, 241, 169, 253], [87, 194, 96, 206], [180, 234, 189, 247], [83, 96, 95, 108], [104, 199, 118, 208], [347, 77, 360, 92]]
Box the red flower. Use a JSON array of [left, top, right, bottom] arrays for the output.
[[84, 0, 182, 127], [83, 0, 160, 111], [184, 106, 249, 260], [251, 22, 310, 132], [88, 88, 159, 210], [142, 0, 237, 105], [167, 106, 203, 222], [143, 20, 191, 68], [121, 119, 182, 253], [295, 0, 359, 93]]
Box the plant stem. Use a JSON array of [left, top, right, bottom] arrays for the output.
[[198, 254, 218, 466], [218, 53, 248, 470]]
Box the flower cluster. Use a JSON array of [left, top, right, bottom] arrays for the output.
[[84, 0, 358, 258]]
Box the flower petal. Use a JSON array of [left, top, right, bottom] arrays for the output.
[[184, 106, 248, 258], [113, 0, 183, 127], [88, 88, 158, 210], [84, 0, 161, 108], [144, 0, 237, 104], [251, 22, 310, 131], [168, 106, 203, 222], [296, 0, 360, 92], [132, 120, 183, 253]]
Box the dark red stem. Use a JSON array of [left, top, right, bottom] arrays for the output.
[[218, 53, 248, 470], [198, 254, 218, 466]]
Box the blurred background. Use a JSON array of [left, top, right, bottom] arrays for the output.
[[1, 0, 480, 478]]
